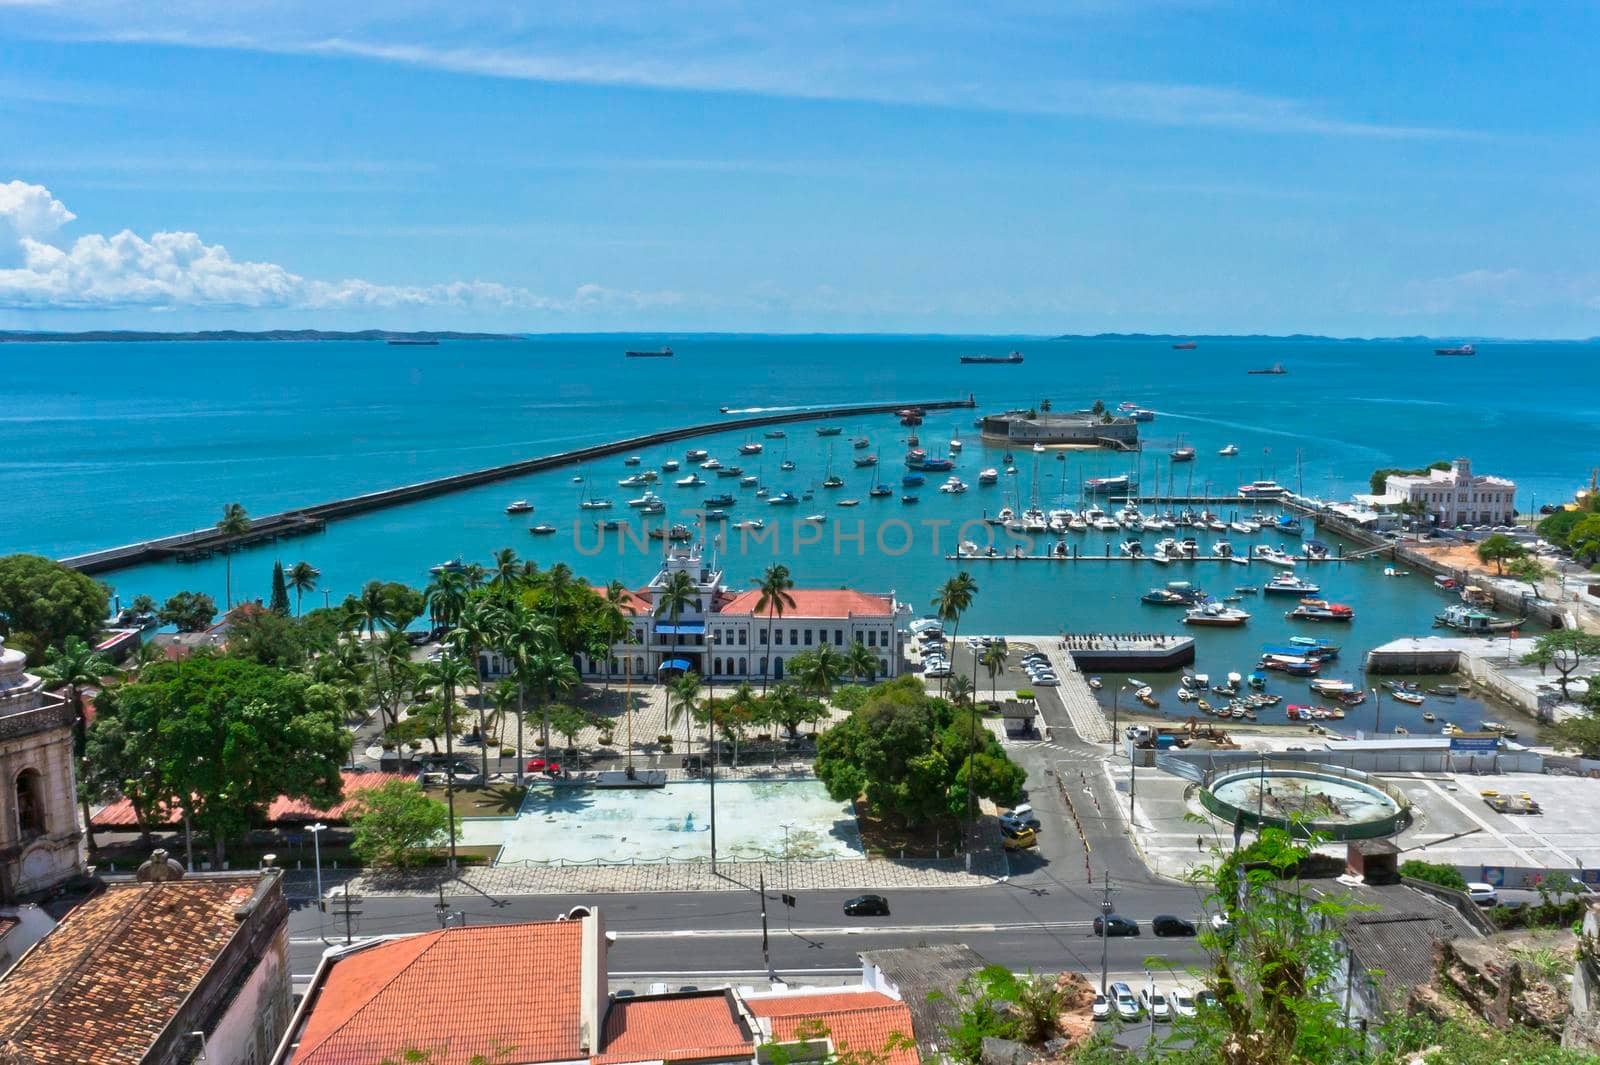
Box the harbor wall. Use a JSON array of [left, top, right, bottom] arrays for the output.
[[59, 397, 975, 576]]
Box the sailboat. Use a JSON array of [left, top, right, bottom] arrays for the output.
[[869, 465, 893, 497], [779, 439, 795, 472], [821, 445, 844, 488], [577, 477, 614, 510]]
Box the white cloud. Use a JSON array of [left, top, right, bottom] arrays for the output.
[[0, 180, 677, 314]]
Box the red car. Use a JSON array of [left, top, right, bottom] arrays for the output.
[[525, 759, 563, 775]]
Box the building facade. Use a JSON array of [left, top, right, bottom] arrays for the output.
[[0, 637, 83, 902], [482, 544, 906, 684], [1378, 457, 1517, 526]]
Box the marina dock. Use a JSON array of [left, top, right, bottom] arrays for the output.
[[946, 551, 1355, 564], [59, 397, 976, 576]]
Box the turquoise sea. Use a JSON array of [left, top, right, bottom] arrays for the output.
[[5, 334, 1595, 733]]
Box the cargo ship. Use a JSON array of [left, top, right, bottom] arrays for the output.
[[959, 351, 1024, 364], [625, 347, 674, 358], [1171, 340, 1198, 350], [1434, 343, 1475, 356], [1246, 363, 1287, 375]]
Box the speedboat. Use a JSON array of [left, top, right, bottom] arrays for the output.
[[853, 436, 871, 449], [938, 477, 968, 494], [700, 458, 723, 470], [703, 510, 729, 522], [869, 484, 893, 497], [949, 437, 963, 452], [1120, 539, 1144, 557], [901, 494, 919, 504], [739, 441, 763, 455], [676, 474, 706, 487], [661, 459, 681, 472], [732, 518, 766, 530], [768, 491, 800, 506], [529, 524, 557, 535], [686, 449, 709, 462], [838, 498, 860, 507], [740, 474, 759, 487], [717, 466, 743, 478], [978, 468, 999, 485], [619, 473, 651, 487], [1022, 508, 1048, 532], [1263, 573, 1320, 595], [803, 513, 826, 522], [505, 500, 534, 514], [1287, 601, 1354, 622], [764, 430, 786, 439], [1251, 545, 1297, 568], [853, 454, 878, 468], [1218, 444, 1239, 456], [623, 455, 642, 466], [627, 490, 663, 508], [1183, 602, 1251, 626], [780, 460, 796, 471]]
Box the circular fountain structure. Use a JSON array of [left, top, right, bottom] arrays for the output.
[[1201, 763, 1410, 840]]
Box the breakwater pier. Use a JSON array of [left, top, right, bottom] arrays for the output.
[[59, 398, 976, 576]]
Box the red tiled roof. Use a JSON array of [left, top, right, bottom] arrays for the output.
[[594, 992, 752, 1064], [90, 770, 408, 829], [719, 589, 893, 619], [294, 922, 585, 1065], [0, 878, 261, 1064], [751, 995, 918, 1065]]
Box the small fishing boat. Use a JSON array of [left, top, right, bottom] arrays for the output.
[[619, 474, 650, 488], [703, 510, 729, 522], [978, 468, 999, 485], [838, 498, 860, 508], [623, 455, 642, 466], [781, 460, 796, 471], [1390, 690, 1426, 706], [661, 459, 681, 472], [686, 448, 709, 462], [803, 513, 826, 522], [505, 500, 534, 514], [903, 473, 925, 487], [703, 492, 735, 508], [901, 494, 919, 504], [648, 523, 693, 542], [1421, 711, 1436, 722], [768, 491, 800, 506], [854, 454, 878, 468], [627, 490, 664, 508], [739, 441, 763, 455], [853, 436, 871, 449], [1087, 676, 1103, 690], [1263, 573, 1320, 596], [578, 496, 614, 511], [529, 524, 557, 535], [816, 426, 843, 436], [938, 476, 968, 494], [1218, 444, 1239, 456], [700, 458, 723, 470], [732, 518, 766, 530], [676, 474, 706, 487], [764, 430, 786, 439], [869, 483, 893, 498], [595, 518, 622, 530]]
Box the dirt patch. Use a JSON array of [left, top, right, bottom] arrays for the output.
[[1412, 542, 1503, 579], [854, 799, 966, 858]]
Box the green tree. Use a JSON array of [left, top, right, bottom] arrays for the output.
[[158, 590, 217, 632], [764, 682, 823, 740], [946, 673, 974, 708], [815, 676, 1024, 827], [350, 779, 450, 869], [546, 703, 593, 756], [268, 560, 291, 616], [791, 643, 846, 705], [286, 560, 320, 616], [1369, 460, 1451, 496], [81, 704, 158, 847], [215, 502, 252, 609], [424, 569, 468, 632], [1569, 515, 1600, 563], [421, 651, 476, 867], [752, 563, 796, 694], [1521, 629, 1600, 700], [1507, 555, 1550, 596], [844, 640, 877, 684], [930, 571, 977, 695], [1475, 532, 1526, 575], [1398, 858, 1468, 891], [1536, 508, 1586, 546], [0, 553, 108, 657], [129, 593, 157, 615], [227, 608, 311, 670], [669, 671, 702, 753], [103, 654, 347, 866], [1547, 682, 1600, 758], [941, 966, 1068, 1063]]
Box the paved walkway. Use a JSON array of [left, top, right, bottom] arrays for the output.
[[1036, 642, 1113, 743]]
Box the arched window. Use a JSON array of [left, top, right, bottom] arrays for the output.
[[739, 658, 747, 676], [879, 658, 889, 677], [713, 657, 723, 676], [635, 656, 645, 675], [774, 657, 784, 680], [15, 769, 45, 839]]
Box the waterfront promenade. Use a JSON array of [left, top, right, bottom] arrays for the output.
[[59, 396, 975, 575]]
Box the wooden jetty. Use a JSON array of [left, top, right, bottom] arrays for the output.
[[59, 397, 976, 576]]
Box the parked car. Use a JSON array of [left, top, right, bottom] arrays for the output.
[[843, 894, 890, 917], [525, 758, 564, 775], [1195, 989, 1219, 1011], [1000, 804, 1041, 830], [1466, 882, 1498, 907], [1139, 987, 1170, 1021], [1001, 826, 1037, 851], [1093, 914, 1139, 937], [1152, 914, 1197, 937], [1032, 675, 1059, 686], [1110, 982, 1141, 1020], [1170, 987, 1197, 1018], [1091, 994, 1111, 1021]]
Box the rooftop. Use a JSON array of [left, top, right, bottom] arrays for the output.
[[860, 945, 987, 1053], [92, 769, 412, 828], [747, 991, 917, 1065], [289, 921, 586, 1065], [720, 589, 894, 619], [0, 874, 269, 1065], [594, 991, 752, 1065]]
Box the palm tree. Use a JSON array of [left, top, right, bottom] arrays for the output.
[[286, 561, 320, 616], [981, 642, 1008, 707], [38, 636, 114, 852], [355, 579, 396, 697], [489, 548, 523, 600], [752, 564, 796, 694], [528, 650, 579, 750], [947, 673, 975, 708], [931, 571, 978, 695], [653, 569, 698, 735], [451, 598, 508, 782], [500, 606, 556, 783], [216, 502, 251, 609], [669, 671, 702, 754], [422, 652, 476, 870], [424, 570, 468, 633], [593, 581, 636, 692], [723, 681, 760, 767], [844, 640, 877, 684], [792, 644, 846, 720]]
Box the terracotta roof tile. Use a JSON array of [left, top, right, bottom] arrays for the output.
[[759, 999, 918, 1065], [0, 877, 260, 1064], [744, 992, 898, 1018], [293, 922, 585, 1065], [91, 770, 409, 829], [719, 590, 894, 620], [594, 992, 752, 1064]]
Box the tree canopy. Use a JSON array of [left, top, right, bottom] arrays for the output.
[[1474, 533, 1526, 574], [1521, 629, 1600, 700], [0, 553, 108, 657], [158, 590, 218, 632], [351, 779, 450, 869], [815, 675, 1024, 825], [94, 653, 348, 864], [1368, 460, 1451, 496]]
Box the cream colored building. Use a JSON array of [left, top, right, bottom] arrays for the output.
[[0, 636, 83, 901], [1370, 457, 1517, 526]]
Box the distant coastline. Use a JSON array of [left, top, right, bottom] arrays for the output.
[[1048, 332, 1600, 344], [0, 329, 519, 343]]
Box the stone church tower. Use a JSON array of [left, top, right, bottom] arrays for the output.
[[0, 636, 84, 900]]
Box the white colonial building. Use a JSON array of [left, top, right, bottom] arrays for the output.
[[1363, 457, 1517, 527], [482, 543, 907, 684], [0, 637, 84, 902]]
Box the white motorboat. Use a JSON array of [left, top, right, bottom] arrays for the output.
[[619, 474, 651, 487], [505, 500, 534, 514], [1218, 444, 1239, 456], [1119, 539, 1144, 557], [676, 474, 706, 487], [686, 449, 709, 462], [978, 468, 999, 485], [1022, 508, 1049, 532], [938, 476, 968, 494], [700, 458, 722, 470], [661, 459, 681, 471], [628, 490, 663, 508], [1183, 602, 1251, 626], [1251, 545, 1297, 568], [578, 497, 614, 510], [732, 518, 765, 530]]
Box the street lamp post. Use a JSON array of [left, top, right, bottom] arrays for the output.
[[308, 821, 328, 940], [1370, 688, 1381, 736], [1098, 873, 1114, 995]]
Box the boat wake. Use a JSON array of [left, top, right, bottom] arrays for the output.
[[721, 403, 838, 415], [1152, 410, 1386, 459]]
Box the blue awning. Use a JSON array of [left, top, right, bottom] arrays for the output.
[[655, 623, 706, 636], [659, 658, 693, 672]]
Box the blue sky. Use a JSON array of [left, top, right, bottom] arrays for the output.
[[1, 1, 1597, 335]]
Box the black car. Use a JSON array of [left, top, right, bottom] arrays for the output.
[[843, 894, 890, 917], [1151, 914, 1197, 937], [1093, 914, 1139, 937]]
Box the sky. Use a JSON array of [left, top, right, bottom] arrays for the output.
[[1, 1, 1598, 336]]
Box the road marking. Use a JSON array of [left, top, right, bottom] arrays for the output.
[[610, 920, 1097, 940]]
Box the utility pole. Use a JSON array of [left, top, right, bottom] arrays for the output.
[[327, 890, 363, 945], [759, 870, 771, 976], [1099, 873, 1115, 995], [1371, 687, 1381, 737], [710, 711, 718, 875], [308, 822, 327, 941]]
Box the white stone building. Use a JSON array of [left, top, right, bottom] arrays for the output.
[[1365, 457, 1517, 526], [481, 543, 907, 684], [0, 636, 83, 902]]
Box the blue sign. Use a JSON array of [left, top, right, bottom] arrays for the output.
[[1482, 866, 1505, 887], [1450, 735, 1500, 752]]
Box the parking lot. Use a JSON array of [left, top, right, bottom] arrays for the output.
[[906, 623, 1062, 696]]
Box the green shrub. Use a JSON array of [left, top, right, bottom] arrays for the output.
[[1399, 859, 1467, 891]]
